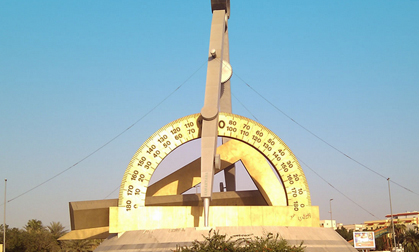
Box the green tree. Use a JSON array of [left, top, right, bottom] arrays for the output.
[[22, 219, 60, 252], [2, 220, 83, 252], [335, 226, 353, 241], [375, 235, 386, 251], [48, 221, 68, 251], [400, 228, 419, 252], [394, 223, 407, 246], [64, 239, 95, 252], [47, 221, 68, 239], [1, 224, 26, 252], [24, 219, 46, 233]]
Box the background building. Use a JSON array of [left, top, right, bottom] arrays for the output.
[[364, 211, 418, 230], [320, 220, 337, 230]]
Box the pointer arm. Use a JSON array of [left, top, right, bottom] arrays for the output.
[[200, 9, 226, 227]]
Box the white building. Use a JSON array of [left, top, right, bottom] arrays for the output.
[[320, 219, 336, 230]]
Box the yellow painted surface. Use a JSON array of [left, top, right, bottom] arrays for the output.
[[119, 113, 311, 211], [146, 139, 286, 206], [109, 205, 319, 233], [250, 206, 264, 226], [218, 139, 287, 206], [110, 113, 316, 234], [237, 206, 251, 226], [59, 226, 109, 240]]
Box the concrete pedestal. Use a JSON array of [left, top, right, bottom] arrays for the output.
[[95, 226, 357, 252]]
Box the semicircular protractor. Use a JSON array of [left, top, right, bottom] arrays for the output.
[[119, 113, 311, 213]]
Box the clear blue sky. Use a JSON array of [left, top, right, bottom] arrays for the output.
[[1, 0, 418, 230]]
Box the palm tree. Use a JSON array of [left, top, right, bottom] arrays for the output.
[[393, 223, 407, 248], [24, 219, 45, 233], [64, 239, 94, 252], [48, 221, 68, 251], [401, 228, 419, 252], [395, 224, 406, 239], [48, 221, 68, 239]]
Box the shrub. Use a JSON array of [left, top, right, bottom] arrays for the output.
[[174, 229, 305, 252]]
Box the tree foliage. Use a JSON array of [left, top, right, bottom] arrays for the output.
[[48, 222, 68, 240], [369, 224, 419, 251], [63, 239, 95, 252], [24, 219, 46, 233], [400, 227, 419, 252], [1, 220, 102, 252], [335, 227, 353, 241], [1, 225, 25, 252]]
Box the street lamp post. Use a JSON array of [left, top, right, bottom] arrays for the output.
[[329, 198, 333, 229], [387, 178, 396, 250], [3, 179, 6, 252]]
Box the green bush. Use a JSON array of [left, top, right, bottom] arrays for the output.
[[174, 229, 305, 252]]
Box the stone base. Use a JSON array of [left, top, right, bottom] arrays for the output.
[[94, 226, 357, 252]]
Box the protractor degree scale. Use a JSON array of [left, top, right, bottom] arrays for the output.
[[119, 112, 311, 213]]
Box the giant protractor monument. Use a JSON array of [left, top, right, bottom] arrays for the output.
[[61, 1, 357, 251]]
